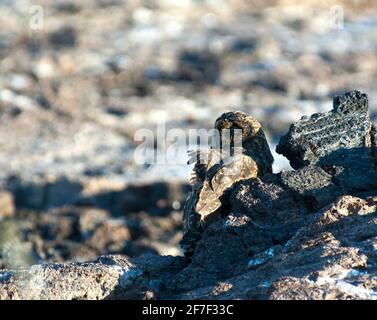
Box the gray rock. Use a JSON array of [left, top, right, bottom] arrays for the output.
[[171, 91, 377, 297], [320, 147, 377, 193], [281, 166, 343, 211], [2, 91, 377, 300], [176, 196, 377, 300], [0, 254, 185, 300], [276, 91, 373, 169]]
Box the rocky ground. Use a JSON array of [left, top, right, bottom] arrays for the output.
[[1, 91, 377, 300], [0, 0, 377, 299]]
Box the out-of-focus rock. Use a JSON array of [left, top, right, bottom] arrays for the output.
[[0, 190, 15, 218], [45, 178, 83, 209], [126, 211, 182, 256], [0, 179, 188, 267], [1, 195, 375, 300], [7, 177, 83, 210], [32, 56, 58, 79], [0, 256, 140, 300], [0, 220, 38, 269], [48, 26, 77, 49], [85, 219, 131, 253], [53, 2, 82, 14], [175, 50, 221, 85], [120, 182, 190, 216], [78, 208, 110, 236]]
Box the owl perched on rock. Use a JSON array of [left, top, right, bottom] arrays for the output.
[[180, 111, 274, 257]]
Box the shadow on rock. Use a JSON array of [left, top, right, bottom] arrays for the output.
[[0, 180, 190, 268]]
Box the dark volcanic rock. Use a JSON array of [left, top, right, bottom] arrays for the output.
[[258, 92, 377, 212], [2, 195, 374, 300], [230, 174, 307, 228], [276, 91, 373, 169], [1, 91, 377, 300], [276, 90, 377, 194], [320, 147, 377, 193], [7, 176, 83, 210], [177, 196, 377, 299], [170, 91, 377, 297], [172, 175, 307, 293], [0, 179, 187, 268], [280, 166, 343, 211]]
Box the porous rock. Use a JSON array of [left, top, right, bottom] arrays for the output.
[[0, 254, 186, 300], [176, 196, 377, 299], [1, 91, 377, 300], [276, 91, 373, 169], [170, 91, 377, 297]]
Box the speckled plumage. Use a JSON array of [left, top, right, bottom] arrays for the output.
[[180, 111, 274, 257]]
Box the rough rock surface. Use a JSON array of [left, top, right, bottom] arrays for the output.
[[0, 181, 189, 269], [1, 91, 377, 299], [0, 195, 375, 300], [0, 254, 186, 300], [276, 91, 374, 169], [178, 196, 377, 299]]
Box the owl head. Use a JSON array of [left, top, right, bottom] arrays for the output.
[[214, 111, 261, 141]]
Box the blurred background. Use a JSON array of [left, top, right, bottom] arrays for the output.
[[0, 0, 376, 268]]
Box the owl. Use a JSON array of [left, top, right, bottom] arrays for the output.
[[180, 111, 274, 257]]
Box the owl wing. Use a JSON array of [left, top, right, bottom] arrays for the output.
[[195, 153, 259, 222], [182, 148, 221, 232], [187, 149, 221, 185], [181, 149, 216, 256]]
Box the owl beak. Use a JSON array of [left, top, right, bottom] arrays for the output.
[[224, 120, 232, 129]]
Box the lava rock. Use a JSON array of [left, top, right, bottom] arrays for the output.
[[8, 191, 374, 298], [176, 196, 377, 300], [319, 146, 377, 193], [2, 91, 377, 300], [276, 91, 373, 169], [280, 166, 343, 211], [172, 91, 377, 296], [0, 254, 185, 300], [85, 219, 131, 253]]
